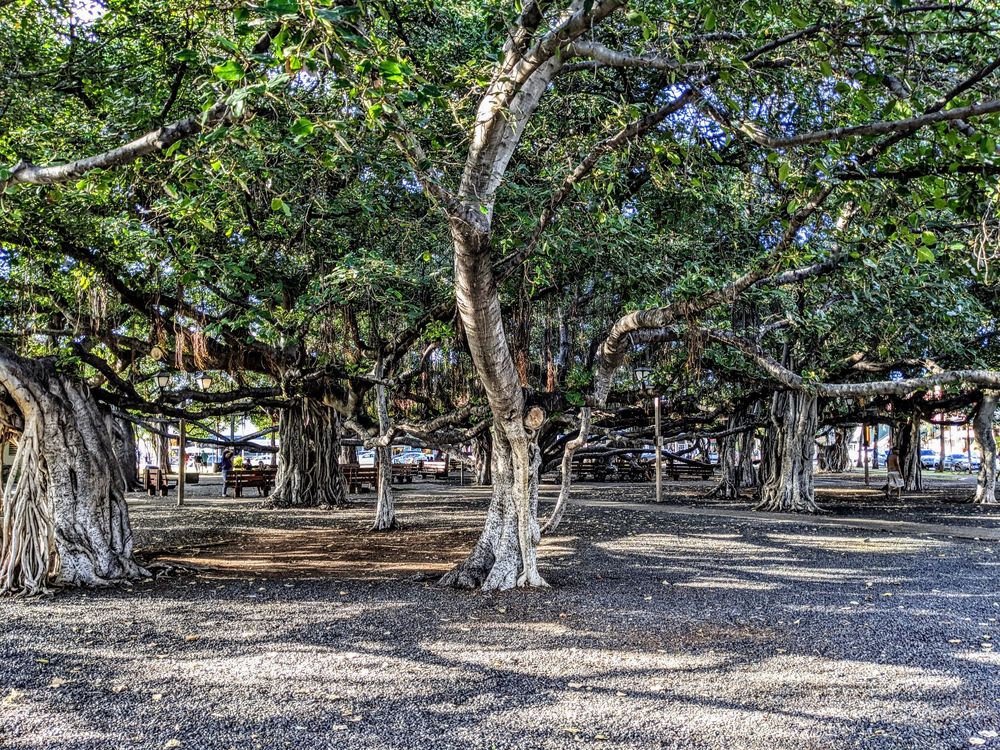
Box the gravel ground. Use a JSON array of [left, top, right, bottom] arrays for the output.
[[2, 482, 999, 750]]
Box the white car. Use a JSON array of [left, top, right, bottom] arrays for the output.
[[356, 450, 376, 467], [392, 449, 428, 465]]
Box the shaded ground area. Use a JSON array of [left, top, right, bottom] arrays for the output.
[[622, 470, 1000, 529], [2, 479, 1000, 750]]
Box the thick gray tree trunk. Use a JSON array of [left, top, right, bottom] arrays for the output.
[[108, 415, 141, 490], [371, 381, 398, 531], [269, 398, 347, 508], [0, 349, 147, 596], [817, 426, 853, 473], [472, 431, 492, 486], [713, 403, 760, 499], [756, 390, 820, 512], [440, 415, 544, 590], [895, 414, 922, 492], [973, 392, 998, 504]]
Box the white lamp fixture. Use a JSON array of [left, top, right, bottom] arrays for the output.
[[197, 373, 214, 391]]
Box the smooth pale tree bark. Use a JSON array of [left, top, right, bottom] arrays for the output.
[[894, 414, 923, 492], [756, 390, 820, 513], [440, 409, 545, 590], [472, 431, 492, 486], [0, 349, 147, 595], [542, 407, 590, 535], [817, 426, 853, 473], [973, 392, 998, 504], [370, 381, 398, 531], [269, 398, 347, 508]]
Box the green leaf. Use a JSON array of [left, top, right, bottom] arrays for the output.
[[921, 230, 936, 246], [290, 117, 315, 137], [213, 61, 243, 82], [778, 162, 789, 182], [704, 9, 716, 31], [916, 247, 935, 263], [271, 197, 292, 217]]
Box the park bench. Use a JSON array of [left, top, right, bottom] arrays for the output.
[[612, 455, 654, 482], [392, 464, 415, 484], [340, 464, 414, 493], [417, 458, 450, 479], [225, 467, 277, 498], [571, 455, 617, 482], [663, 456, 716, 481], [143, 467, 176, 497], [342, 464, 376, 493]]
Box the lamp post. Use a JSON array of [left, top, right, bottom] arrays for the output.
[[635, 367, 661, 503]]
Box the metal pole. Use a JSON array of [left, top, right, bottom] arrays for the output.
[[863, 424, 870, 487], [178, 418, 186, 507], [939, 415, 945, 472], [654, 396, 662, 503], [967, 422, 973, 474]]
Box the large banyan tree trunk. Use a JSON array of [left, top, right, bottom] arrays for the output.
[[973, 392, 998, 504], [817, 426, 854, 473], [440, 410, 545, 590], [756, 390, 820, 513], [107, 414, 141, 490], [894, 413, 923, 492], [270, 398, 347, 508], [0, 349, 147, 596], [472, 431, 492, 486], [713, 403, 760, 499], [370, 382, 398, 531]]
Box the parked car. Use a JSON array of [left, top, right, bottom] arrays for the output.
[[356, 450, 376, 467], [919, 449, 939, 469], [942, 453, 971, 471], [392, 449, 427, 465]]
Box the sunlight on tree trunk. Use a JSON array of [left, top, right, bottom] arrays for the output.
[[756, 391, 820, 513], [973, 392, 998, 504], [0, 350, 147, 596]]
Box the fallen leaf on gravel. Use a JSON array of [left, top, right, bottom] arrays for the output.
[[949, 639, 963, 644], [34, 658, 49, 664], [496, 607, 507, 613], [327, 694, 343, 701], [2, 689, 24, 705], [562, 727, 580, 735], [49, 677, 69, 688], [980, 731, 999, 738], [595, 734, 609, 741], [184, 634, 200, 642], [164, 740, 182, 749], [152, 693, 163, 702], [567, 682, 584, 688], [331, 725, 348, 731], [969, 738, 985, 746]]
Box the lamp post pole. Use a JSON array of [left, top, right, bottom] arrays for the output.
[[178, 418, 186, 507], [654, 395, 662, 504]]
